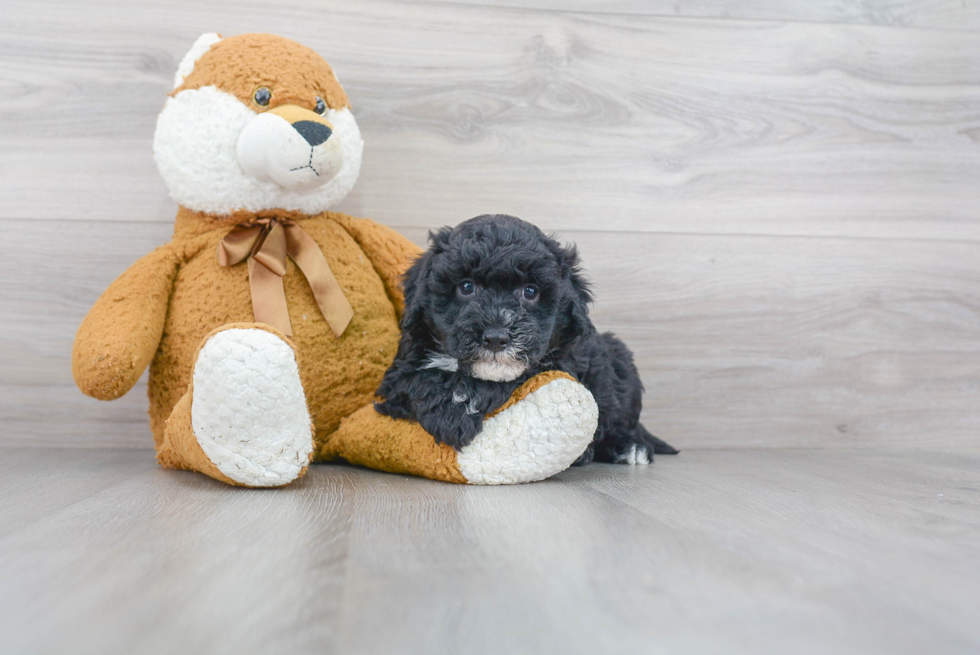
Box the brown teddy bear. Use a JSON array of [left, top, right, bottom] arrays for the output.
[[72, 33, 598, 487]]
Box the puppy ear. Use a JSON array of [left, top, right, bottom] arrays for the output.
[[400, 226, 452, 333], [548, 238, 596, 344]]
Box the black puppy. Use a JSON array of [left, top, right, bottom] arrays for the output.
[[375, 214, 678, 465]]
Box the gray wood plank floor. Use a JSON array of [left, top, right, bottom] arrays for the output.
[[1, 448, 977, 654]]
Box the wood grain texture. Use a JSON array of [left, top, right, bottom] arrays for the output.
[[2, 0, 979, 240], [4, 219, 978, 450], [1, 448, 978, 654], [2, 0, 978, 451], [437, 0, 980, 32], [580, 231, 980, 450]]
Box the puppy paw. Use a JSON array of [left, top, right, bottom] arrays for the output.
[[611, 443, 654, 466], [418, 404, 484, 451], [594, 436, 653, 465], [594, 427, 677, 465]]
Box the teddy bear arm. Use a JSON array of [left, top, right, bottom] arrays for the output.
[[72, 245, 180, 401], [331, 214, 422, 319]]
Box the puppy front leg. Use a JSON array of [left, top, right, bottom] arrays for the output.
[[414, 389, 484, 451], [414, 378, 522, 450], [376, 368, 485, 449]]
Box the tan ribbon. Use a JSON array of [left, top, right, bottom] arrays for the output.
[[217, 217, 353, 338]]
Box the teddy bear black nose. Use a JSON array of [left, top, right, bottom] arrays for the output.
[[483, 329, 510, 353], [292, 121, 332, 146]]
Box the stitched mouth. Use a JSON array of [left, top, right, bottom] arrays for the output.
[[289, 146, 319, 176]]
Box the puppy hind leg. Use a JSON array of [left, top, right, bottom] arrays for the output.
[[594, 437, 652, 465], [639, 423, 679, 455], [593, 423, 677, 465], [593, 426, 648, 466]]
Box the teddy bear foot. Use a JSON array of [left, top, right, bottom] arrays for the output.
[[159, 324, 314, 487], [456, 371, 599, 485]]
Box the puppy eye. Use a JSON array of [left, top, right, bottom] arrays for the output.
[[253, 87, 272, 107], [314, 96, 327, 115], [457, 280, 476, 297], [522, 284, 540, 301]]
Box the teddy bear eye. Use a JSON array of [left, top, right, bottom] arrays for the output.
[[522, 284, 539, 301], [457, 280, 476, 297], [314, 96, 327, 115], [253, 87, 272, 107]]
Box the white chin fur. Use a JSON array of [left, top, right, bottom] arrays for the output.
[[471, 359, 527, 382], [153, 85, 363, 215]]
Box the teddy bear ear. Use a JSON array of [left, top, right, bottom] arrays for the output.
[[172, 32, 223, 90]]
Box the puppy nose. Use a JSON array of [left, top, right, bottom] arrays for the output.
[[292, 120, 332, 146], [483, 328, 510, 352]]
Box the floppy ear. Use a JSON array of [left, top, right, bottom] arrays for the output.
[[548, 238, 596, 345], [399, 251, 431, 336], [399, 226, 452, 335]]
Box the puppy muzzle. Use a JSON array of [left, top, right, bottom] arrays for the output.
[[236, 104, 344, 191], [449, 306, 537, 382], [470, 349, 528, 382], [471, 326, 529, 382]]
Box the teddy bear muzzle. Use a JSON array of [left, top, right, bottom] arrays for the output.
[[236, 104, 344, 191]]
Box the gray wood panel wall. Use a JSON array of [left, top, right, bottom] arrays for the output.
[[2, 0, 978, 450]]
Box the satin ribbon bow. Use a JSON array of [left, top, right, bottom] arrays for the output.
[[216, 217, 353, 338]]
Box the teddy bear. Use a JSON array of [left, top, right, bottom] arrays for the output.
[[72, 32, 598, 488]]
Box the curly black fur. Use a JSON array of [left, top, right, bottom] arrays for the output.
[[375, 214, 678, 465]]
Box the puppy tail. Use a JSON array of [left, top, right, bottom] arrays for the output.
[[638, 424, 679, 455]]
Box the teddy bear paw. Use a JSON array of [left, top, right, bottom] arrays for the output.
[[457, 376, 599, 485], [191, 327, 314, 487]]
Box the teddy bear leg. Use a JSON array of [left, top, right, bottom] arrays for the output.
[[318, 371, 598, 485], [316, 404, 468, 484], [157, 323, 314, 487]]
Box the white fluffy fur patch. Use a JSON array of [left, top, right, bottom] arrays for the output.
[[153, 86, 363, 215], [173, 33, 222, 89], [471, 359, 527, 382], [422, 353, 459, 372], [191, 328, 313, 487], [457, 378, 598, 485], [615, 444, 651, 466]]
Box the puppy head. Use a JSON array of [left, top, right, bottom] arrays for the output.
[[402, 214, 593, 382], [153, 33, 363, 215]]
